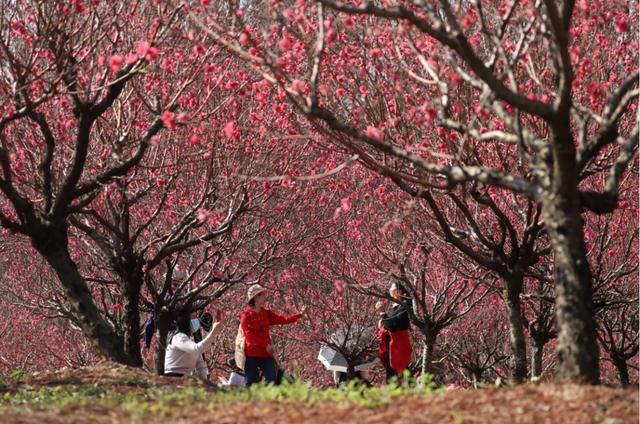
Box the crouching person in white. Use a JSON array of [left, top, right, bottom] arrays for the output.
[[165, 313, 223, 381]]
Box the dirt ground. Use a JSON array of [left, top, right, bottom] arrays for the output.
[[1, 363, 637, 423]]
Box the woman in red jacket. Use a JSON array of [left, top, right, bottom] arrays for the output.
[[377, 281, 412, 382], [240, 285, 303, 386]]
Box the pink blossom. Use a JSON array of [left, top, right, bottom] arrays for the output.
[[110, 303, 122, 312], [71, 0, 85, 13], [278, 34, 292, 51], [136, 41, 151, 58], [291, 79, 305, 93], [334, 280, 344, 293], [342, 16, 355, 29], [239, 32, 250, 45], [176, 112, 188, 124], [161, 111, 175, 129], [197, 209, 209, 223], [615, 16, 629, 33], [369, 48, 381, 57], [136, 41, 158, 61], [325, 29, 337, 44], [125, 53, 137, 65], [365, 125, 382, 140], [108, 55, 123, 74], [193, 44, 205, 55], [283, 8, 295, 20], [340, 198, 351, 210], [223, 121, 235, 138]]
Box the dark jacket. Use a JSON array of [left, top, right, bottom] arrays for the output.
[[378, 298, 412, 373]]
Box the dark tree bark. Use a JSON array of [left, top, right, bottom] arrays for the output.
[[612, 356, 630, 387], [154, 309, 172, 376], [531, 338, 546, 379], [420, 327, 438, 376], [122, 274, 143, 367], [31, 226, 130, 364], [543, 128, 599, 384], [503, 282, 528, 384]]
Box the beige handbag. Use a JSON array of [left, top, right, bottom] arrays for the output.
[[234, 324, 246, 371]]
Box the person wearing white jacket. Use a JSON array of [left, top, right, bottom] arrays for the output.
[[164, 312, 223, 380]]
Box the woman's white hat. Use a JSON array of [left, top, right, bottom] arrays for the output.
[[247, 285, 267, 301]]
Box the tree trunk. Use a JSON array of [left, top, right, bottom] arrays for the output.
[[472, 371, 481, 389], [612, 357, 630, 387], [544, 129, 600, 384], [543, 187, 600, 384], [531, 339, 546, 380], [33, 232, 129, 364], [421, 329, 437, 375], [502, 282, 528, 384], [346, 362, 356, 381], [122, 278, 143, 367], [154, 310, 171, 375]]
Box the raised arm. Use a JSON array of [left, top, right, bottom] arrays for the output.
[[173, 321, 222, 356], [267, 310, 302, 326]]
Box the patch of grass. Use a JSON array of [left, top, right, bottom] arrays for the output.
[[594, 417, 618, 424], [207, 371, 440, 408], [8, 369, 26, 382], [120, 374, 155, 388], [0, 372, 441, 419]]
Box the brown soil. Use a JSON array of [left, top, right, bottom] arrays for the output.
[[1, 362, 637, 423]]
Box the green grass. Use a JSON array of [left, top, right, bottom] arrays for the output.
[[1, 371, 440, 417]]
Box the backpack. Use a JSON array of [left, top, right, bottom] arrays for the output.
[[234, 324, 246, 371]]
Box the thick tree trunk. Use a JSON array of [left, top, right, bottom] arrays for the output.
[[154, 310, 171, 375], [502, 282, 528, 384], [34, 235, 130, 364], [612, 357, 630, 387], [346, 362, 356, 381], [544, 129, 600, 383], [472, 371, 481, 389], [421, 329, 437, 376], [122, 278, 143, 367]]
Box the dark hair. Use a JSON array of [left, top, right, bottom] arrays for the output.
[[176, 314, 192, 336], [248, 297, 256, 307]]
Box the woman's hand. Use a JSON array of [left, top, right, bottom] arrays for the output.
[[375, 300, 386, 314], [207, 309, 224, 335]]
